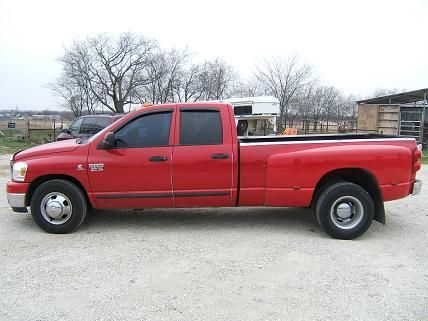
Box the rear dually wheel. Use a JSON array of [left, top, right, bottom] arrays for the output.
[[315, 182, 375, 240]]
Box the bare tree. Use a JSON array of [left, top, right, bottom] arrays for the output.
[[172, 58, 237, 102], [231, 79, 266, 98], [307, 86, 341, 131], [288, 83, 315, 129], [321, 86, 340, 131], [52, 32, 362, 128], [255, 55, 315, 131], [173, 63, 204, 102], [54, 34, 238, 114], [136, 48, 189, 104], [198, 59, 236, 100], [58, 33, 159, 113], [371, 88, 404, 98], [292, 84, 357, 133], [49, 75, 98, 117], [333, 94, 357, 130]]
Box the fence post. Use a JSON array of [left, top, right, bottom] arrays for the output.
[[53, 119, 56, 142], [27, 120, 30, 142]]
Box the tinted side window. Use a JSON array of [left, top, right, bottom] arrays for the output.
[[96, 117, 111, 129], [81, 117, 99, 135], [69, 118, 84, 134], [180, 110, 222, 145], [234, 105, 252, 115], [115, 112, 172, 148]]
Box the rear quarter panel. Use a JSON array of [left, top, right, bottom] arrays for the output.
[[239, 139, 415, 207]]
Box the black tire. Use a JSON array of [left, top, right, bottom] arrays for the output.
[[237, 120, 248, 136], [315, 182, 374, 240], [30, 179, 87, 234]]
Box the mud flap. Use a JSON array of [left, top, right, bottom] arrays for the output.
[[374, 200, 385, 224]]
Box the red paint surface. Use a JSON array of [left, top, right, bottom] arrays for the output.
[[6, 181, 29, 194], [7, 102, 420, 210]]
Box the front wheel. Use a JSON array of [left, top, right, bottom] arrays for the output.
[[315, 182, 374, 239], [30, 179, 87, 233]]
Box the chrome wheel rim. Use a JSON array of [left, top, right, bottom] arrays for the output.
[[40, 192, 73, 225], [330, 196, 364, 230]]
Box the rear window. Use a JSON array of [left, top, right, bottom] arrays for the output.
[[180, 110, 222, 145]]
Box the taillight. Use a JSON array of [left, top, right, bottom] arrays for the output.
[[413, 146, 422, 173]]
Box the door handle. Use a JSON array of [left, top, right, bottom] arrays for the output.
[[211, 153, 229, 159], [149, 156, 168, 162]]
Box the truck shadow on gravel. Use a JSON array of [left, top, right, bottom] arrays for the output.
[[82, 207, 321, 235]]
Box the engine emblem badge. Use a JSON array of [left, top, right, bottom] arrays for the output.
[[89, 163, 104, 171]]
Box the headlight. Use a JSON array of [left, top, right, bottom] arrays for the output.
[[9, 155, 13, 177], [12, 162, 28, 182]]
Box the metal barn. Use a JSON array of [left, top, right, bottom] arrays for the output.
[[357, 88, 428, 147]]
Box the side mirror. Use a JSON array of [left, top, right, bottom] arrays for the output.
[[61, 128, 70, 134], [101, 132, 115, 149]]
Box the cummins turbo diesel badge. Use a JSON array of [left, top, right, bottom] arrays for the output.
[[89, 163, 104, 171]]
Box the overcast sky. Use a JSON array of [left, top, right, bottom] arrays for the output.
[[0, 0, 427, 110]]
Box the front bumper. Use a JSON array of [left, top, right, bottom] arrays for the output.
[[7, 193, 28, 213], [6, 181, 30, 213], [412, 179, 422, 195]]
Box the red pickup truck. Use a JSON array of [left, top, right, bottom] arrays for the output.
[[6, 103, 423, 239]]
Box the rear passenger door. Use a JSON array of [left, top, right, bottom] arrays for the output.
[[172, 107, 234, 207]]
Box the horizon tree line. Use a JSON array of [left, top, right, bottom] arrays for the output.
[[49, 32, 397, 132]]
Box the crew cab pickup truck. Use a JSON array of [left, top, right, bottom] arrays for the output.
[[6, 103, 423, 239]]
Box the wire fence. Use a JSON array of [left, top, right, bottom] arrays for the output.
[[0, 118, 381, 147], [0, 119, 68, 144], [279, 120, 380, 136]]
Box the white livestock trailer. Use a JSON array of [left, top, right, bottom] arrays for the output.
[[222, 96, 280, 136]]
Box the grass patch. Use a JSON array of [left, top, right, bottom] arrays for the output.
[[0, 136, 38, 154], [28, 129, 57, 142], [422, 149, 428, 164], [0, 128, 57, 154]]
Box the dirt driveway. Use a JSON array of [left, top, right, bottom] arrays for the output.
[[0, 154, 427, 321]]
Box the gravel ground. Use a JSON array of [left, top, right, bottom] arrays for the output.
[[0, 154, 427, 321]]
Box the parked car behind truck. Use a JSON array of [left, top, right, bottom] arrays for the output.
[[57, 114, 123, 141], [7, 102, 423, 239]]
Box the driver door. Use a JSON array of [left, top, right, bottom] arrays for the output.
[[88, 109, 174, 209]]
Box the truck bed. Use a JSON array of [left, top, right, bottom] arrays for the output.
[[239, 133, 401, 144], [238, 132, 418, 209]]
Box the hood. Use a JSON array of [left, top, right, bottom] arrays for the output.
[[14, 139, 81, 161]]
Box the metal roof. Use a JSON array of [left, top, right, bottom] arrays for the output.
[[222, 96, 280, 105], [357, 88, 428, 105]]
